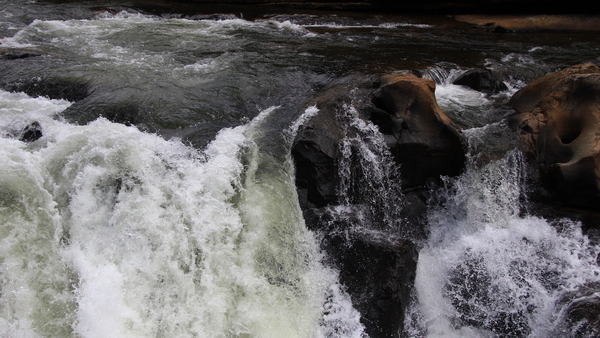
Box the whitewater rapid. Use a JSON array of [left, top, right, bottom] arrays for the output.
[[2, 4, 600, 337], [0, 90, 364, 338]]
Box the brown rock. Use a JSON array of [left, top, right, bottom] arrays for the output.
[[454, 15, 600, 31], [509, 63, 600, 210], [368, 74, 466, 189]]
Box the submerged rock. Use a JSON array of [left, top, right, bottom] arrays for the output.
[[554, 282, 600, 337], [509, 63, 600, 211], [0, 49, 41, 60], [19, 121, 43, 143], [1, 76, 90, 102]]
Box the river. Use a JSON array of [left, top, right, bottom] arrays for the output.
[[1, 1, 600, 337]]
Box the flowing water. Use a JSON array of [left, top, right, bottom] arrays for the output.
[[1, 1, 600, 337]]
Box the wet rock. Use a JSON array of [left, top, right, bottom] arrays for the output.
[[2, 77, 90, 102], [292, 85, 353, 209], [323, 229, 418, 338], [509, 63, 600, 211], [368, 73, 466, 189], [453, 68, 508, 93], [187, 13, 239, 20], [454, 15, 600, 31], [19, 122, 43, 143], [0, 49, 42, 60], [292, 81, 420, 338], [292, 74, 469, 337], [556, 282, 600, 337]]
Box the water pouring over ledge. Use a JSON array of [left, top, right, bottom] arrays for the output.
[[1, 1, 600, 337]]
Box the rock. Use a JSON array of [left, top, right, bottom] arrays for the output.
[[0, 49, 41, 60], [454, 15, 600, 31], [368, 73, 466, 189], [19, 121, 43, 143], [292, 85, 353, 209], [187, 13, 239, 21], [555, 282, 600, 337], [1, 77, 90, 102], [292, 74, 469, 337], [509, 63, 600, 210], [453, 68, 508, 93], [323, 229, 418, 338], [292, 81, 419, 338]]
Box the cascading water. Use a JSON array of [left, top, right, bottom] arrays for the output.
[[400, 110, 600, 338], [0, 92, 365, 338], [2, 1, 600, 337], [323, 102, 406, 240]]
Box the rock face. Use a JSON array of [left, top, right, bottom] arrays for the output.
[[368, 74, 466, 189], [509, 63, 600, 210]]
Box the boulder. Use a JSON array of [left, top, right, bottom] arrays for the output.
[[292, 74, 468, 337], [292, 82, 419, 338], [368, 74, 466, 189], [292, 85, 353, 209], [453, 68, 508, 93], [509, 63, 600, 210]]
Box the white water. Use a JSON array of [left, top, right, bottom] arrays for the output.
[[2, 6, 600, 338], [403, 78, 600, 338], [0, 91, 364, 338]]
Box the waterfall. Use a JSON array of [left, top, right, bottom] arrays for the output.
[[0, 92, 364, 338], [2, 2, 600, 337], [327, 103, 407, 240], [405, 138, 600, 338]]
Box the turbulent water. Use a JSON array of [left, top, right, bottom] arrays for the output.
[[1, 1, 600, 337]]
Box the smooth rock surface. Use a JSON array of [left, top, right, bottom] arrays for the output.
[[368, 74, 466, 189], [509, 63, 600, 210]]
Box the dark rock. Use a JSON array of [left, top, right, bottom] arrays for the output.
[[0, 49, 42, 60], [453, 68, 509, 93], [324, 230, 418, 338], [508, 63, 600, 211], [292, 81, 420, 337], [292, 73, 469, 337], [100, 103, 141, 126], [187, 13, 239, 20], [454, 14, 600, 31], [291, 71, 473, 336], [19, 122, 43, 143], [2, 77, 90, 102], [292, 86, 352, 209], [368, 73, 466, 189], [555, 282, 600, 337]]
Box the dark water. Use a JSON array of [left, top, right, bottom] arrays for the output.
[[1, 1, 600, 337]]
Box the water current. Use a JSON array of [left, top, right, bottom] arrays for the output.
[[1, 1, 600, 337]]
